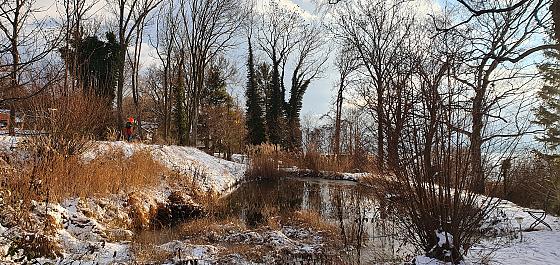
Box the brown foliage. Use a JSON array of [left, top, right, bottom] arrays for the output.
[[27, 92, 115, 143], [245, 144, 283, 179], [498, 154, 560, 215], [1, 141, 166, 207]]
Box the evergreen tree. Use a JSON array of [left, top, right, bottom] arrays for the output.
[[203, 63, 233, 107], [535, 46, 560, 149], [199, 61, 234, 149], [175, 52, 188, 146], [285, 79, 310, 150], [267, 55, 286, 146], [245, 38, 266, 145], [59, 32, 119, 101]]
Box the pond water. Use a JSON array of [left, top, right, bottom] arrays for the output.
[[136, 177, 413, 264], [220, 177, 412, 263]]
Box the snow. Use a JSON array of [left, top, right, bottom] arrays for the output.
[[435, 230, 454, 248], [151, 144, 245, 193], [0, 139, 246, 264], [341, 172, 369, 181], [2, 138, 560, 264], [415, 255, 466, 265], [83, 141, 246, 193], [0, 135, 17, 152], [464, 200, 560, 265], [414, 199, 560, 264], [159, 240, 219, 264]]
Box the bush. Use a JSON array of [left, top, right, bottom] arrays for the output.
[[372, 136, 500, 263], [501, 153, 560, 215], [27, 92, 115, 144]]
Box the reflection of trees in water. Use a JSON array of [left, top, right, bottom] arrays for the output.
[[331, 186, 406, 264], [222, 179, 305, 226], [221, 178, 408, 262]]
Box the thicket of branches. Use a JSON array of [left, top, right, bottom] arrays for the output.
[[324, 0, 552, 262]]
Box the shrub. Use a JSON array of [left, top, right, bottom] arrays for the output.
[[28, 92, 115, 143], [373, 134, 500, 263], [245, 144, 283, 179], [501, 153, 560, 215]]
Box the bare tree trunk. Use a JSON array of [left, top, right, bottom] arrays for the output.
[[113, 0, 161, 138], [162, 63, 169, 141], [131, 16, 146, 140], [8, 0, 20, 136], [334, 82, 343, 155], [376, 81, 384, 171], [471, 88, 485, 193]]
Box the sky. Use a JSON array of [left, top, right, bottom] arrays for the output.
[[29, 0, 451, 118], [31, 0, 337, 116]]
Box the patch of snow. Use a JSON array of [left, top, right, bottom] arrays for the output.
[[341, 172, 369, 181], [414, 255, 466, 265], [435, 230, 454, 248], [231, 154, 247, 164]]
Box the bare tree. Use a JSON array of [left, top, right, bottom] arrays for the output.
[[332, 44, 358, 156], [256, 1, 300, 146], [285, 24, 329, 150], [447, 0, 550, 192], [175, 0, 246, 146], [109, 0, 161, 131], [257, 2, 328, 150], [331, 0, 416, 170], [0, 0, 61, 135], [57, 0, 95, 95], [149, 0, 178, 142], [127, 4, 152, 139]]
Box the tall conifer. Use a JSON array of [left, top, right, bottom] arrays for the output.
[[245, 38, 266, 145]]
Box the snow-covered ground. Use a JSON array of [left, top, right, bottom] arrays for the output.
[[0, 139, 246, 264], [465, 200, 560, 265], [84, 141, 245, 193], [1, 139, 560, 264], [415, 200, 560, 265]]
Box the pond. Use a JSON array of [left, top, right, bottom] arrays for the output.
[[135, 177, 413, 264], [219, 177, 412, 263]]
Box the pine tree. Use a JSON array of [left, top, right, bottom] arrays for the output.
[[267, 55, 286, 146], [535, 46, 560, 149], [175, 52, 188, 146], [59, 32, 119, 101], [245, 38, 266, 145]]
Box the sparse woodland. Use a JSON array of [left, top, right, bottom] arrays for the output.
[[2, 0, 560, 264]]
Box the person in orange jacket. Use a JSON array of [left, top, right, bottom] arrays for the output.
[[125, 117, 135, 142]]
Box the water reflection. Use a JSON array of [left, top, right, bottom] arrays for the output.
[[221, 177, 411, 263]]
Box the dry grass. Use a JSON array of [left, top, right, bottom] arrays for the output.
[[179, 216, 246, 240], [218, 243, 271, 263], [246, 143, 375, 179], [246, 144, 283, 179], [132, 243, 173, 264], [1, 142, 167, 206], [293, 148, 374, 174]]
